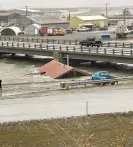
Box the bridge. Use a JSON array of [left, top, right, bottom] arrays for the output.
[[0, 41, 133, 64], [1, 36, 133, 48]]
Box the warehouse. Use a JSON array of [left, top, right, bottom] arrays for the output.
[[24, 24, 41, 35], [69, 15, 108, 30], [1, 26, 22, 36], [26, 15, 69, 28]]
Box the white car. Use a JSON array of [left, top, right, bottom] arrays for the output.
[[76, 27, 90, 32]]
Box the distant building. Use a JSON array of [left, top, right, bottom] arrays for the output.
[[1, 26, 22, 36], [69, 15, 108, 30], [0, 11, 69, 30], [0, 12, 23, 27], [10, 9, 44, 15], [0, 11, 12, 25], [26, 15, 69, 28], [117, 20, 133, 30], [24, 24, 41, 35], [16, 14, 69, 29]]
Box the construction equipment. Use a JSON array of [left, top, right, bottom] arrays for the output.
[[55, 27, 66, 35], [47, 27, 65, 36]]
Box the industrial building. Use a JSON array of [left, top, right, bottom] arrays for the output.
[[0, 26, 22, 35], [24, 24, 41, 35], [0, 11, 69, 30], [27, 15, 69, 28], [0, 11, 12, 26], [16, 14, 69, 29], [69, 15, 108, 30]]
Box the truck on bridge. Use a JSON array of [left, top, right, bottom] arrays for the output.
[[79, 37, 102, 47]]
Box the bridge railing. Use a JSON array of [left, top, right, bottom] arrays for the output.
[[0, 41, 133, 57], [60, 76, 133, 89], [0, 37, 80, 45], [1, 36, 133, 48]]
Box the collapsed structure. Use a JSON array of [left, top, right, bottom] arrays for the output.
[[38, 60, 88, 79]]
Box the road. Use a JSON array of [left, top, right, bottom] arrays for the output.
[[0, 41, 133, 57], [1, 31, 116, 40], [0, 84, 133, 123]]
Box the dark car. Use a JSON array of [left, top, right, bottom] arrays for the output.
[[79, 37, 102, 47], [65, 28, 73, 34]]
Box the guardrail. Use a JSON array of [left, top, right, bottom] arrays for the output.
[[0, 42, 133, 57], [0, 36, 133, 48], [60, 76, 133, 89], [0, 37, 80, 45]]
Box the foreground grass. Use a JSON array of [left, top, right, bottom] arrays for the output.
[[1, 112, 133, 147]]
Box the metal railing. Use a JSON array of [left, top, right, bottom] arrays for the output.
[[0, 41, 133, 57], [0, 36, 133, 48], [0, 37, 80, 45], [60, 76, 133, 89]]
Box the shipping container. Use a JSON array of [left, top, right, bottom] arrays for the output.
[[47, 27, 56, 36], [40, 27, 47, 36], [101, 34, 110, 40]]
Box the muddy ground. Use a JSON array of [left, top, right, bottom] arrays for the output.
[[0, 112, 133, 147]]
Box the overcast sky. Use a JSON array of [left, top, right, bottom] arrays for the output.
[[1, 0, 133, 9]]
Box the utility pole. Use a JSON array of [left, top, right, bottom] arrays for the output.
[[105, 3, 109, 18], [123, 5, 126, 25], [0, 0, 2, 10], [25, 6, 28, 16], [66, 55, 69, 66], [68, 12, 71, 21]]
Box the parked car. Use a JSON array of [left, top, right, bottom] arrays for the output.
[[76, 27, 90, 32], [65, 28, 73, 34], [79, 37, 102, 47], [18, 31, 24, 36], [92, 71, 116, 85]]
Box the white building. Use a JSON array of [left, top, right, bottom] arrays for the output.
[[24, 24, 41, 35]]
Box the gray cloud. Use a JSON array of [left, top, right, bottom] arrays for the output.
[[1, 0, 133, 9]]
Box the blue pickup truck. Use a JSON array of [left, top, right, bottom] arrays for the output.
[[92, 71, 117, 85]]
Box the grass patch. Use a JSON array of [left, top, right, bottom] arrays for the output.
[[1, 112, 133, 147]]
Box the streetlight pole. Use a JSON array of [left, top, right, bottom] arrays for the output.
[[25, 6, 28, 16]]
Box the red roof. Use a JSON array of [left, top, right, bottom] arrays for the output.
[[39, 60, 73, 79]]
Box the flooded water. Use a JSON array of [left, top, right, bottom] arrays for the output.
[[0, 55, 133, 99], [0, 56, 59, 98], [0, 56, 133, 122]]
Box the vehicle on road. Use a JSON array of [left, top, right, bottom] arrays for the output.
[[47, 27, 65, 36], [76, 27, 91, 32], [79, 37, 102, 47], [115, 24, 129, 38], [65, 28, 73, 34], [92, 71, 117, 85]]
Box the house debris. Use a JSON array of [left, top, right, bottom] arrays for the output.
[[38, 60, 88, 79]]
